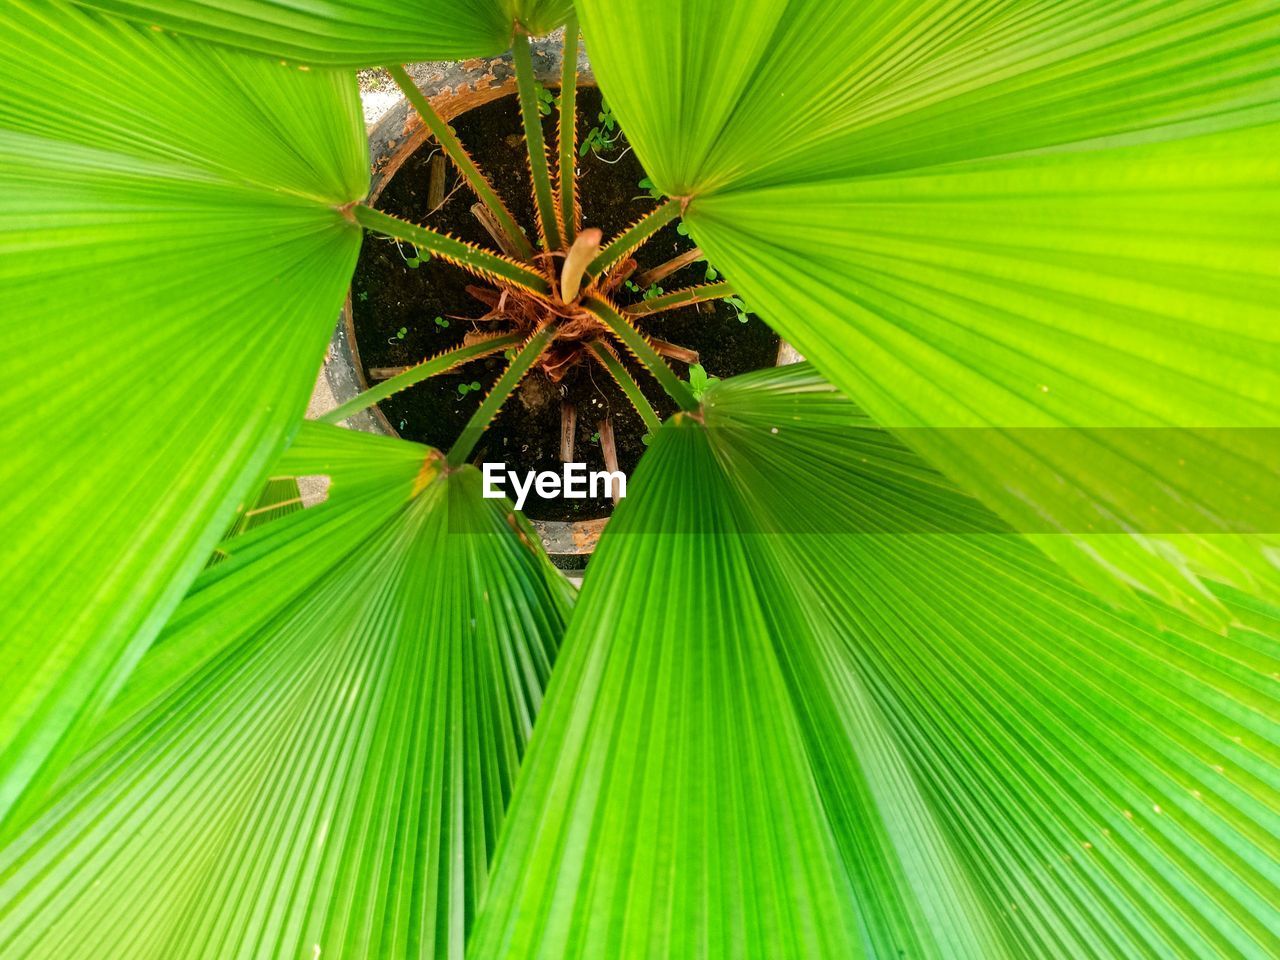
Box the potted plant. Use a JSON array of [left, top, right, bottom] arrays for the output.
[[329, 46, 787, 560], [1, 1, 1277, 957]]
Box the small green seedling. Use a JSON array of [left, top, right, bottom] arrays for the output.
[[726, 296, 750, 324], [433, 315, 449, 329], [456, 380, 482, 397], [533, 81, 555, 116], [579, 128, 605, 157], [687, 363, 720, 400], [397, 240, 429, 269], [590, 431, 600, 444], [387, 326, 407, 344], [642, 283, 663, 301], [579, 100, 622, 157], [704, 264, 719, 282], [357, 290, 369, 302], [623, 279, 640, 294], [675, 221, 690, 238], [637, 176, 661, 199]]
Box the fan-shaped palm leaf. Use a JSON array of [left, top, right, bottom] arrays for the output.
[[575, 0, 1280, 622], [73, 0, 574, 65], [471, 365, 1279, 959], [0, 0, 369, 828], [0, 423, 572, 959]]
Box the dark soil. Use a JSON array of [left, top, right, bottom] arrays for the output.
[[350, 87, 779, 521]]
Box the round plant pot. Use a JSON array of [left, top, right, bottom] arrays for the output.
[[319, 42, 797, 560]]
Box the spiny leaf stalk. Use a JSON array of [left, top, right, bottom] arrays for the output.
[[625, 281, 736, 317], [354, 204, 550, 294], [557, 14, 582, 244], [588, 341, 662, 435], [448, 327, 555, 467], [388, 65, 534, 260], [513, 33, 562, 251], [587, 198, 682, 280], [583, 296, 699, 411], [321, 333, 523, 425]]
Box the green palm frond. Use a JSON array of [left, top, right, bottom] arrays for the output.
[[1, 2, 1276, 956], [472, 365, 1279, 958], [0, 423, 571, 958], [576, 0, 1280, 622], [72, 0, 574, 66], [0, 0, 367, 829]]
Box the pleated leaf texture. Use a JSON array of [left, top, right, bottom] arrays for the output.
[[0, 423, 572, 959], [471, 365, 1280, 959], [73, 0, 576, 66], [0, 0, 368, 830], [576, 0, 1280, 623], [1, 1, 1277, 958]]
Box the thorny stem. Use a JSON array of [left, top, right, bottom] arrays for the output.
[[582, 296, 698, 412], [388, 65, 534, 260], [354, 204, 550, 295], [513, 33, 563, 252], [319, 333, 523, 425], [625, 281, 736, 317], [447, 327, 555, 467], [586, 198, 681, 281], [557, 13, 581, 245], [587, 341, 662, 436]]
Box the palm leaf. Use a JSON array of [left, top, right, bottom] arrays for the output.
[[470, 364, 1279, 958], [0, 422, 572, 959], [208, 476, 304, 565], [73, 0, 574, 65], [0, 0, 367, 828], [576, 0, 1280, 621]]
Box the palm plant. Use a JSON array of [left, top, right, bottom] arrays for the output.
[[1, 1, 1278, 958], [322, 45, 721, 455]]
